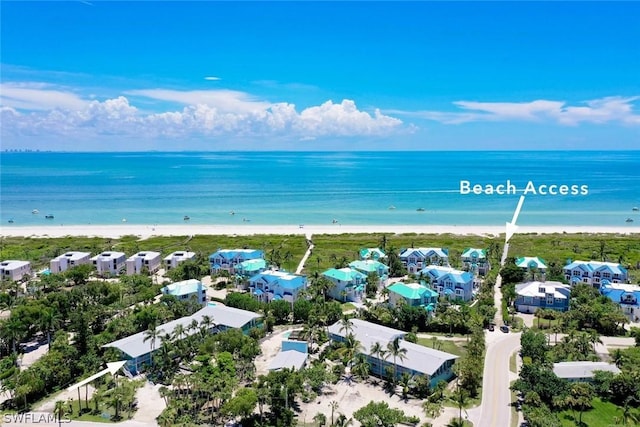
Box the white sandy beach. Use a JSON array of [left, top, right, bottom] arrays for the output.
[[0, 224, 638, 238]]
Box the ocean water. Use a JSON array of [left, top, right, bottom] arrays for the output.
[[1, 151, 639, 228]]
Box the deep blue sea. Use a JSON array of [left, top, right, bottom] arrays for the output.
[[1, 151, 639, 227]]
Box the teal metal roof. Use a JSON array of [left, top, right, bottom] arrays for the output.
[[322, 267, 366, 282], [388, 282, 437, 300]]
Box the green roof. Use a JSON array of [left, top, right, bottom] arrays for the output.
[[388, 282, 437, 300], [462, 248, 487, 258]]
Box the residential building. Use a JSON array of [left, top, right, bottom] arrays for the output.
[[461, 248, 490, 275], [328, 318, 458, 386], [91, 251, 126, 276], [322, 267, 367, 302], [269, 339, 308, 372], [516, 256, 548, 280], [50, 251, 91, 273], [553, 361, 620, 382], [126, 251, 162, 275], [235, 258, 268, 287], [209, 249, 264, 275], [387, 282, 438, 313], [564, 260, 628, 287], [0, 260, 32, 282], [359, 248, 386, 261], [514, 281, 571, 313], [399, 247, 449, 273], [161, 279, 207, 306], [600, 283, 640, 322], [103, 305, 262, 375], [348, 259, 389, 286], [420, 265, 474, 302], [163, 251, 196, 271], [249, 269, 308, 303]]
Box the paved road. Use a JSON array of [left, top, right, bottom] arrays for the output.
[[468, 331, 521, 427]]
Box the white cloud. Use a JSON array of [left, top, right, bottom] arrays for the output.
[[390, 96, 640, 126], [0, 82, 88, 111], [204, 76, 221, 81], [1, 84, 403, 142]]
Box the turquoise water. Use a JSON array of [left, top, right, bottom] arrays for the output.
[[1, 151, 639, 227]]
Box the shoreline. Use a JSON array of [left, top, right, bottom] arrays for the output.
[[1, 224, 638, 239]]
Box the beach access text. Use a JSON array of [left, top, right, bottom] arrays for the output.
[[460, 180, 588, 196]]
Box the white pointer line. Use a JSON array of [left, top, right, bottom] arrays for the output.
[[511, 195, 525, 224]]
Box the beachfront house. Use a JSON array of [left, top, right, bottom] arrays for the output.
[[126, 251, 162, 275], [161, 279, 207, 306], [514, 280, 571, 313], [234, 258, 268, 289], [460, 248, 490, 276], [91, 251, 126, 276], [348, 259, 389, 286], [163, 251, 196, 271], [600, 283, 640, 323], [516, 256, 548, 280], [359, 248, 386, 261], [322, 267, 367, 303], [328, 318, 458, 386], [387, 282, 438, 313], [400, 247, 449, 274], [564, 260, 628, 287], [0, 260, 32, 282], [209, 249, 264, 275], [50, 251, 91, 273], [103, 305, 262, 375], [249, 269, 307, 304], [420, 265, 474, 302], [553, 361, 620, 383]]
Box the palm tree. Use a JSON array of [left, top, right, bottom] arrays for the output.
[[334, 413, 353, 427], [386, 336, 408, 382], [143, 325, 164, 365], [54, 400, 66, 427], [313, 412, 327, 426], [172, 324, 186, 342], [338, 316, 354, 336], [338, 333, 363, 368], [399, 372, 415, 401], [199, 314, 216, 337], [38, 307, 62, 347], [351, 354, 371, 382], [329, 401, 339, 426], [369, 342, 387, 376]]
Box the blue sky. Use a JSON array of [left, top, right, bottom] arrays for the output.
[[1, 1, 639, 151]]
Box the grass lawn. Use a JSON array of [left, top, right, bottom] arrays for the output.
[[341, 302, 356, 312], [417, 337, 467, 357], [509, 352, 517, 374], [558, 398, 622, 427], [510, 381, 519, 427]]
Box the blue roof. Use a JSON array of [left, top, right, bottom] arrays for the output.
[[254, 288, 264, 296], [162, 279, 204, 296], [444, 289, 454, 295], [273, 294, 283, 300], [249, 270, 307, 290], [209, 249, 264, 261]]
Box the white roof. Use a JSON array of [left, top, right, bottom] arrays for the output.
[[103, 305, 261, 358], [52, 252, 91, 261], [553, 361, 620, 379], [0, 260, 31, 269], [128, 251, 161, 261], [269, 350, 307, 371], [164, 251, 196, 260], [91, 252, 125, 260], [328, 318, 457, 376], [516, 281, 571, 299]]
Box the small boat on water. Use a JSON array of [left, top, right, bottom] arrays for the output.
[[416, 207, 426, 212], [122, 218, 127, 222], [388, 205, 396, 210], [32, 209, 39, 214], [633, 207, 639, 212], [183, 215, 190, 221], [45, 214, 54, 219], [626, 218, 634, 223], [8, 219, 14, 223]]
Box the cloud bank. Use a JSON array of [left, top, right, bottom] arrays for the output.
[[1, 83, 403, 141], [391, 96, 640, 126]]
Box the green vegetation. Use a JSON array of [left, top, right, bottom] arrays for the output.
[[417, 337, 467, 357]]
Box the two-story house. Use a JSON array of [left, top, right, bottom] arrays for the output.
[[91, 252, 126, 276], [126, 251, 162, 275], [249, 269, 307, 304], [387, 282, 438, 313], [359, 248, 386, 261], [419, 265, 474, 302], [516, 256, 548, 280], [514, 280, 571, 313], [209, 249, 264, 275], [161, 279, 208, 306], [400, 247, 449, 274], [460, 248, 490, 275], [600, 283, 640, 322], [163, 251, 196, 271], [348, 259, 389, 287], [564, 260, 628, 287], [322, 267, 367, 302], [0, 260, 32, 282], [50, 251, 91, 273]]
